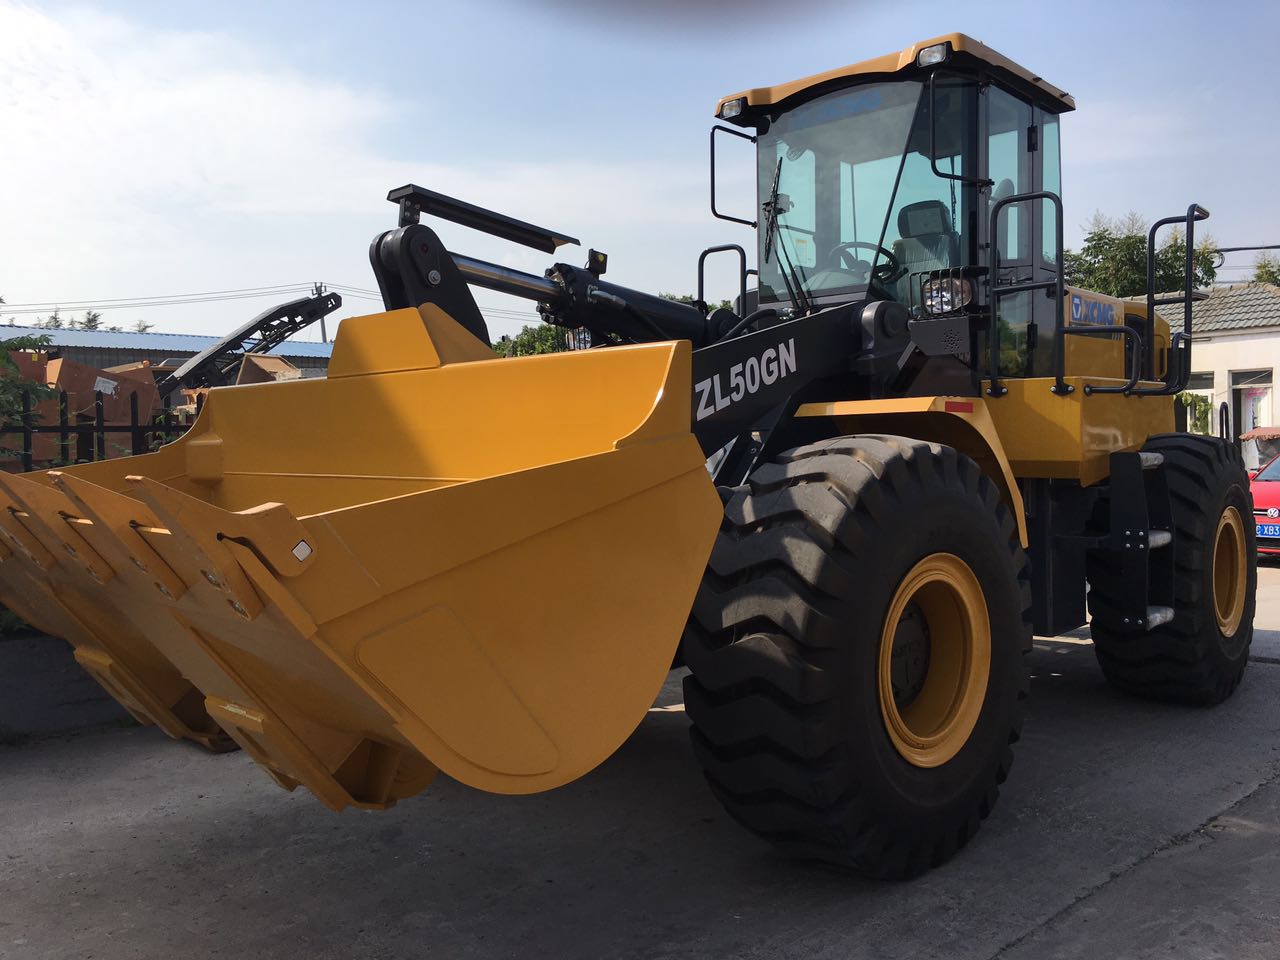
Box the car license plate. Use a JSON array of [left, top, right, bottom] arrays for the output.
[[1257, 522, 1280, 538]]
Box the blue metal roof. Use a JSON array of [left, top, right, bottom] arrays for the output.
[[0, 324, 333, 358]]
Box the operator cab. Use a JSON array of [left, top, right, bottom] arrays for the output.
[[714, 35, 1072, 389]]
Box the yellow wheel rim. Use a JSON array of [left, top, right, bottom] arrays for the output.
[[1212, 505, 1247, 637], [877, 553, 991, 769]]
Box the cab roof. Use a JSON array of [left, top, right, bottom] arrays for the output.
[[716, 33, 1075, 120]]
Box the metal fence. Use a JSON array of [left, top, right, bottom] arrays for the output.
[[0, 389, 194, 473]]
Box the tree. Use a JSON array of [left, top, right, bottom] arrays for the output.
[[39, 307, 64, 330], [0, 331, 55, 632], [490, 296, 738, 357], [491, 323, 569, 357], [80, 310, 103, 331], [0, 333, 55, 430], [1063, 212, 1217, 298], [1253, 253, 1280, 286], [660, 292, 734, 312], [1179, 391, 1212, 435], [132, 318, 154, 333]]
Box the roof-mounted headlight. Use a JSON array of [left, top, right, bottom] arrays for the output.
[[917, 42, 950, 68], [720, 97, 746, 119]]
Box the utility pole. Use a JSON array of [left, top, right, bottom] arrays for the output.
[[312, 282, 329, 342]]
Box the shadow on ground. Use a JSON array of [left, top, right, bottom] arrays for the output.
[[2, 639, 1278, 960]]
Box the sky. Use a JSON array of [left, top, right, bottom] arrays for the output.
[[1, 0, 1277, 342]]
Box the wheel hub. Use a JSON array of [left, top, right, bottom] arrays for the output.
[[1212, 505, 1247, 637], [890, 602, 931, 709], [877, 553, 991, 768]]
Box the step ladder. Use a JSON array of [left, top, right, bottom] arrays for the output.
[[1100, 449, 1175, 631]]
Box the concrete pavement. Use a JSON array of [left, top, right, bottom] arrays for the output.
[[3, 568, 1280, 959]]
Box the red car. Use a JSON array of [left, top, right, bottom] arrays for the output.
[[1250, 454, 1280, 554]]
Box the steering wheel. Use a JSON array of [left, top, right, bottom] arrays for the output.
[[825, 240, 903, 282]]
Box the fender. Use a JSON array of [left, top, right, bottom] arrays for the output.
[[793, 396, 1028, 548]]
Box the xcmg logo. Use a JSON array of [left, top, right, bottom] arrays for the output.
[[1070, 294, 1116, 326]]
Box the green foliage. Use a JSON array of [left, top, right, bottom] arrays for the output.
[[80, 310, 103, 331], [1179, 391, 1212, 435], [490, 295, 739, 357], [491, 323, 570, 357], [39, 307, 64, 330], [1253, 253, 1280, 286], [660, 292, 734, 312], [1063, 213, 1217, 298], [0, 333, 57, 458], [132, 318, 155, 333]]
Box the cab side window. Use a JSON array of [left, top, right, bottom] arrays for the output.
[[987, 87, 1033, 267], [1040, 113, 1062, 265]]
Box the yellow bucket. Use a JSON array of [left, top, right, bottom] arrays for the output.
[[0, 306, 721, 807]]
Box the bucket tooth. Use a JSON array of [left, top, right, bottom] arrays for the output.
[[0, 472, 231, 751], [0, 483, 58, 572], [128, 475, 316, 579], [122, 476, 291, 621], [0, 473, 116, 585], [49, 472, 188, 602], [204, 696, 436, 810]]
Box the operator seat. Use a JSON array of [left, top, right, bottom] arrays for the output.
[[891, 200, 960, 299]]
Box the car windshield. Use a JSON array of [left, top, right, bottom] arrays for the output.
[[756, 76, 976, 308], [1256, 456, 1280, 481]]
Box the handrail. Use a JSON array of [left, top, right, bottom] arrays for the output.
[[986, 196, 1207, 400], [1132, 203, 1210, 397], [986, 190, 1064, 397]]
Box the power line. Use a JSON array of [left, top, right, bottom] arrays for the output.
[[0, 289, 320, 316], [0, 281, 545, 331], [0, 282, 320, 310], [0, 281, 393, 315]]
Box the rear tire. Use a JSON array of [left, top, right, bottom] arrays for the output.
[[683, 436, 1031, 879], [1088, 434, 1255, 704]]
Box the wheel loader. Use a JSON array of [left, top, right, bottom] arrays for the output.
[[0, 34, 1255, 878]]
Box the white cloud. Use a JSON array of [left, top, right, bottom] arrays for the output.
[[0, 2, 747, 338]]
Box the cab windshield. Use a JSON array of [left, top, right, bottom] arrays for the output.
[[756, 77, 976, 308]]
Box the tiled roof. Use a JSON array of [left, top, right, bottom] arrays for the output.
[[0, 324, 333, 358], [1152, 283, 1280, 334]]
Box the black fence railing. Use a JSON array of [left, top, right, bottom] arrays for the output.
[[0, 389, 196, 473]]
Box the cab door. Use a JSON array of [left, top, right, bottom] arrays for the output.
[[1032, 107, 1064, 378], [984, 85, 1036, 377]]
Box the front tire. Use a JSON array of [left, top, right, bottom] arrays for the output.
[[683, 436, 1031, 879], [1088, 434, 1255, 704]]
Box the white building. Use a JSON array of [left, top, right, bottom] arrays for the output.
[[1174, 283, 1280, 468]]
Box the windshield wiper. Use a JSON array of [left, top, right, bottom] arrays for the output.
[[762, 157, 813, 316], [762, 157, 785, 264]]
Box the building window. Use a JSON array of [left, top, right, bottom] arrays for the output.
[[1231, 369, 1273, 467]]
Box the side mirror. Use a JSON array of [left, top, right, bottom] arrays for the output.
[[710, 125, 758, 228], [927, 71, 991, 187]]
